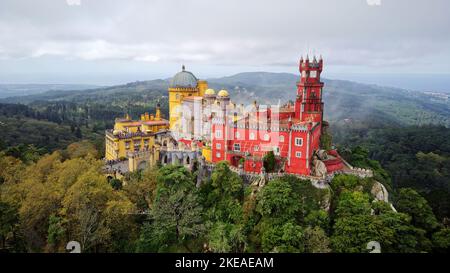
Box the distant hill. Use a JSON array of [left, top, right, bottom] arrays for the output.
[[0, 80, 167, 103], [209, 71, 298, 87], [0, 84, 99, 98], [208, 72, 450, 126], [1, 72, 450, 127]]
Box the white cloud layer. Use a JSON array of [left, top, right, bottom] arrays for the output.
[[0, 0, 449, 83]]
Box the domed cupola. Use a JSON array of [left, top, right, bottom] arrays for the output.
[[205, 88, 215, 96], [216, 89, 230, 109], [217, 89, 229, 98], [169, 65, 198, 88]]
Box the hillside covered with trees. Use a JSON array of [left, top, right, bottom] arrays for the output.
[[332, 124, 450, 221], [1, 141, 449, 253], [1, 73, 450, 253]]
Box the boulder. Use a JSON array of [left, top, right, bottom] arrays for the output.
[[312, 157, 327, 178], [371, 181, 389, 203]]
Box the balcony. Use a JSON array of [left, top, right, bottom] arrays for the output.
[[105, 129, 154, 140]]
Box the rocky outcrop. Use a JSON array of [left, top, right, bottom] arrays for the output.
[[370, 181, 397, 212], [317, 150, 328, 160], [312, 156, 327, 179], [250, 167, 268, 196], [371, 181, 388, 203], [320, 188, 332, 212]]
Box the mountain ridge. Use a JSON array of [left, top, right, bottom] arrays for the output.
[[1, 72, 449, 127]]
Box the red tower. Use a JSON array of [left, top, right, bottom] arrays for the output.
[[295, 55, 324, 124], [209, 56, 337, 176]]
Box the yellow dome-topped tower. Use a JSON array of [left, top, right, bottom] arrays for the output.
[[217, 89, 229, 97], [204, 88, 215, 96], [168, 65, 208, 128]]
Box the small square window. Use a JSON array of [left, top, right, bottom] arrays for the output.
[[216, 152, 221, 158], [296, 152, 302, 158], [234, 143, 241, 152]]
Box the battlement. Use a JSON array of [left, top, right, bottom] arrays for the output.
[[299, 55, 323, 72]]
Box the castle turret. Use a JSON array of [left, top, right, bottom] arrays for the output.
[[204, 88, 216, 105], [295, 55, 324, 124], [217, 89, 230, 111], [155, 103, 161, 120], [168, 65, 209, 129]]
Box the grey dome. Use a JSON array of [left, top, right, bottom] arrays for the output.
[[169, 65, 198, 88]]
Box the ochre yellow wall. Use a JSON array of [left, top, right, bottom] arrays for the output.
[[113, 121, 128, 131], [105, 134, 156, 161], [128, 145, 160, 172], [168, 80, 208, 129], [141, 123, 167, 133], [197, 80, 208, 97], [114, 120, 167, 135], [202, 146, 212, 162], [105, 135, 118, 160], [107, 105, 168, 161], [169, 87, 198, 128]]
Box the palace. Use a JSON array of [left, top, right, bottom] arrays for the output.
[[105, 56, 348, 177], [210, 56, 324, 175], [168, 65, 209, 129], [104, 104, 170, 171]]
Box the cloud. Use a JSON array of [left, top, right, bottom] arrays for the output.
[[0, 0, 449, 75]]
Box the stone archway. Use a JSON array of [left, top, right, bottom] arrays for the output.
[[185, 155, 190, 165], [172, 154, 180, 165]]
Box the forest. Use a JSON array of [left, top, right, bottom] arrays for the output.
[[1, 74, 450, 252], [0, 139, 449, 253], [332, 124, 450, 221]]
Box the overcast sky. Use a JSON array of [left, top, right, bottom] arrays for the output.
[[0, 0, 449, 85]]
